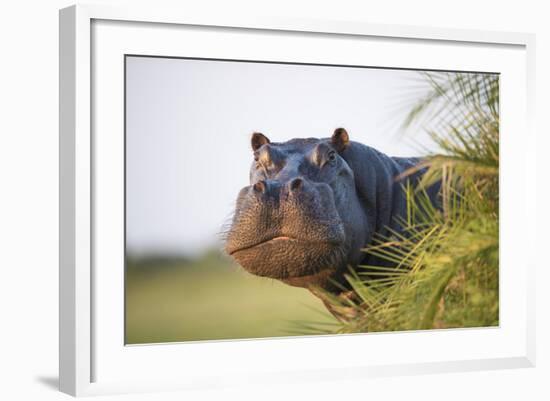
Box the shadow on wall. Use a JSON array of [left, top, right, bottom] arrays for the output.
[[35, 376, 58, 391]]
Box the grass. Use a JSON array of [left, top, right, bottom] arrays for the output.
[[125, 251, 337, 344]]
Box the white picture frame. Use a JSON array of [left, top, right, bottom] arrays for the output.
[[59, 3, 536, 397]]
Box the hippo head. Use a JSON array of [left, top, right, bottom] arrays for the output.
[[225, 128, 369, 292]]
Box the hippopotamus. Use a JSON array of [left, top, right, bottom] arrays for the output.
[[224, 128, 439, 314]]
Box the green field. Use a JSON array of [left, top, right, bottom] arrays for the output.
[[125, 251, 337, 344]]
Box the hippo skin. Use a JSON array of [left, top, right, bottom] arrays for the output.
[[225, 128, 440, 307]]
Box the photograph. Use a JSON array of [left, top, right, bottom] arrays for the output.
[[124, 55, 499, 344]]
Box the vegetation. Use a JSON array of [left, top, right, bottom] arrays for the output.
[[125, 250, 336, 344], [305, 71, 500, 334]]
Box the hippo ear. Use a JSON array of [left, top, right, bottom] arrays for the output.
[[251, 132, 270, 151], [331, 128, 349, 153]]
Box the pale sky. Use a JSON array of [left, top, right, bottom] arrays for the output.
[[125, 56, 436, 256]]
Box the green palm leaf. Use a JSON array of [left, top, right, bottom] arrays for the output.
[[303, 71, 499, 332]]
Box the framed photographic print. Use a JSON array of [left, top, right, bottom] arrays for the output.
[[59, 4, 536, 396]]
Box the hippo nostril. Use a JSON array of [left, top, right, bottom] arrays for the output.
[[253, 181, 266, 193], [289, 178, 303, 192]]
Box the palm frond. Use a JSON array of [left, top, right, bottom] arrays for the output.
[[302, 71, 499, 333]]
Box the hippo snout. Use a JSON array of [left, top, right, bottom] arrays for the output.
[[225, 175, 346, 281]]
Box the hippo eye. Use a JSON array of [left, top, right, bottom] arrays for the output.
[[319, 150, 337, 168], [253, 153, 263, 170]]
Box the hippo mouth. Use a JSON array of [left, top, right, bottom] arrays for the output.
[[228, 236, 322, 255], [227, 234, 345, 282]]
